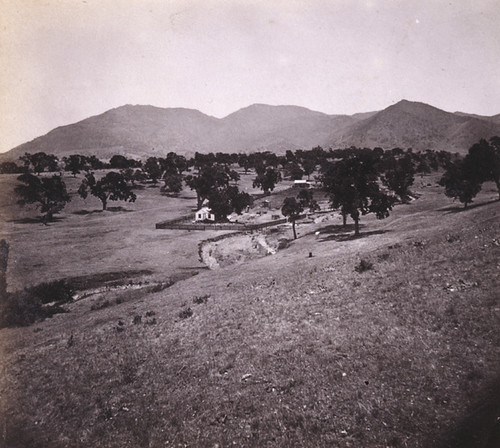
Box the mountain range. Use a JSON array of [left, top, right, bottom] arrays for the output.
[[3, 100, 500, 161]]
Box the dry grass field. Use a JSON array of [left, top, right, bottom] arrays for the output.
[[0, 171, 499, 447]]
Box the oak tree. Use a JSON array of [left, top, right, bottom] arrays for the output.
[[185, 164, 239, 209], [322, 153, 396, 236], [253, 167, 282, 195], [15, 173, 70, 223], [78, 172, 136, 210]]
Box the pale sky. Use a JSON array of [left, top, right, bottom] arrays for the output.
[[0, 0, 499, 153]]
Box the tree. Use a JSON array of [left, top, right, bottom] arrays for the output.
[[120, 168, 147, 187], [281, 190, 319, 240], [285, 150, 296, 163], [161, 173, 183, 194], [88, 155, 106, 170], [207, 190, 234, 221], [297, 188, 320, 213], [144, 157, 162, 184], [14, 173, 70, 223], [226, 186, 253, 215], [253, 167, 282, 195], [281, 198, 303, 240], [439, 160, 482, 208], [20, 152, 59, 174], [238, 154, 252, 174], [301, 158, 317, 180], [192, 152, 216, 170], [63, 154, 89, 177], [284, 162, 304, 180], [185, 164, 239, 209], [381, 154, 415, 203], [78, 172, 136, 210], [161, 152, 187, 175], [109, 155, 140, 169], [321, 154, 396, 236], [464, 137, 500, 199], [0, 161, 22, 174], [205, 186, 252, 222], [415, 157, 431, 177]]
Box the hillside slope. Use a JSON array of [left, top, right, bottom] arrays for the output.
[[4, 105, 222, 161], [0, 176, 499, 448], [330, 100, 500, 152]]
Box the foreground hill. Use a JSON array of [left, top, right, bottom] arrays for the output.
[[0, 169, 499, 447], [2, 100, 500, 160]]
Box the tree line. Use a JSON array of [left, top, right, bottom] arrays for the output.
[[6, 138, 499, 226]]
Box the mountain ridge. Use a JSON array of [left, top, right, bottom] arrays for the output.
[[3, 100, 500, 160]]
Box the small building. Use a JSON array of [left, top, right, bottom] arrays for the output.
[[293, 180, 312, 189], [194, 207, 215, 222]]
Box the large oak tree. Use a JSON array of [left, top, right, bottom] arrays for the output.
[[78, 172, 136, 211], [321, 151, 396, 236], [15, 173, 70, 223]]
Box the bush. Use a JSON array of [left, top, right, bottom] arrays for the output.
[[90, 300, 111, 311], [0, 280, 73, 328], [0, 290, 66, 328], [193, 294, 210, 304], [355, 259, 374, 273], [27, 280, 74, 304], [178, 308, 193, 319]]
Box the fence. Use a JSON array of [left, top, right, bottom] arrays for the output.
[[155, 217, 288, 231]]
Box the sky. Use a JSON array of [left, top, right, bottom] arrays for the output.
[[0, 0, 499, 153]]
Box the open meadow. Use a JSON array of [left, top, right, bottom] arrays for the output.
[[0, 170, 295, 291], [0, 171, 499, 447]]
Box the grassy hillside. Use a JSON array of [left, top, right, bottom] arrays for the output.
[[0, 172, 499, 447]]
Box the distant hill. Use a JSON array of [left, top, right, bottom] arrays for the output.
[[2, 100, 500, 161], [328, 100, 500, 153]]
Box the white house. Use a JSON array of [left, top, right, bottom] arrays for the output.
[[294, 180, 312, 189], [195, 207, 215, 222]]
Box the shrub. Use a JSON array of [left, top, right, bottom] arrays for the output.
[[90, 300, 110, 311], [355, 259, 374, 273], [146, 281, 172, 293], [193, 294, 210, 304], [27, 280, 74, 305], [0, 280, 73, 328], [0, 290, 66, 328], [178, 308, 193, 319], [377, 253, 390, 261]]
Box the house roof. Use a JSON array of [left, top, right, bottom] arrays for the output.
[[196, 207, 213, 214]]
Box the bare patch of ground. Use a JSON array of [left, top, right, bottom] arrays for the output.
[[199, 230, 288, 268]]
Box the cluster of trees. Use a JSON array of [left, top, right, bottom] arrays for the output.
[[278, 146, 437, 238], [439, 137, 500, 207], [320, 149, 397, 236], [0, 152, 108, 175], [14, 169, 137, 222], [185, 164, 252, 220], [64, 154, 107, 175]]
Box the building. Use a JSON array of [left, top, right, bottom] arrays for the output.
[[293, 180, 312, 189], [194, 207, 215, 222]]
